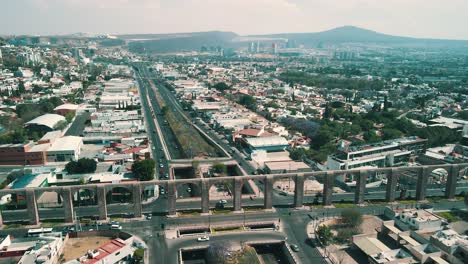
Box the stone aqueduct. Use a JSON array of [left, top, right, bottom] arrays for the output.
[[0, 163, 466, 226]]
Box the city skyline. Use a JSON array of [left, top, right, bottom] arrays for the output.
[[1, 0, 468, 40]]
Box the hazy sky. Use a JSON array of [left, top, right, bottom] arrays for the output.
[[2, 0, 468, 39]]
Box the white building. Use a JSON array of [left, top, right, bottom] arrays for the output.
[[327, 136, 427, 170]]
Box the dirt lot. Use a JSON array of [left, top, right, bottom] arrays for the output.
[[62, 236, 112, 261], [317, 215, 383, 264]]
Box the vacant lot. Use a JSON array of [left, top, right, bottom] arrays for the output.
[[62, 236, 112, 261]]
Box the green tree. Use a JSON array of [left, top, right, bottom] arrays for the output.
[[382, 128, 403, 140], [18, 80, 26, 94], [54, 120, 68, 131], [289, 148, 306, 161], [364, 131, 380, 142], [212, 82, 230, 91], [65, 112, 75, 123], [323, 104, 332, 119], [312, 130, 333, 150], [341, 208, 362, 228], [335, 228, 359, 244], [464, 192, 468, 207], [132, 159, 156, 181], [133, 248, 144, 263], [330, 101, 345, 108], [65, 158, 97, 174], [192, 160, 200, 177], [316, 225, 333, 246], [238, 95, 257, 111], [161, 106, 169, 115], [212, 163, 227, 175]]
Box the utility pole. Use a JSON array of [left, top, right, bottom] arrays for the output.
[[243, 211, 246, 227]]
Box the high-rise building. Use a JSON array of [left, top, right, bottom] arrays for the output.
[[248, 42, 255, 53], [286, 39, 296, 49], [272, 43, 278, 54]]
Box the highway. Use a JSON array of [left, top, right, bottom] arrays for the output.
[[193, 118, 257, 174], [135, 68, 171, 178], [144, 67, 257, 174]]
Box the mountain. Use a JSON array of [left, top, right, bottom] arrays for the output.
[[125, 31, 238, 54], [124, 26, 468, 54], [251, 26, 468, 47]]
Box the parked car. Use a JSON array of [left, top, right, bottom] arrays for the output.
[[290, 244, 300, 252], [197, 236, 210, 242]]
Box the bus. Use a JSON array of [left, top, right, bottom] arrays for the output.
[[28, 228, 53, 237]]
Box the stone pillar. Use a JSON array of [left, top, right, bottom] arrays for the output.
[[386, 168, 399, 202], [264, 176, 274, 210], [294, 174, 305, 208], [233, 178, 243, 211], [416, 166, 430, 201], [62, 188, 74, 223], [201, 179, 210, 214], [26, 190, 39, 225], [0, 210, 3, 228], [132, 184, 142, 218], [97, 186, 107, 220], [167, 181, 177, 216], [355, 170, 368, 204], [445, 164, 459, 199], [322, 172, 334, 206]]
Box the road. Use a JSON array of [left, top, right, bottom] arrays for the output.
[[144, 68, 257, 175], [135, 68, 171, 178], [193, 118, 256, 175], [2, 199, 466, 264], [122, 211, 283, 264]]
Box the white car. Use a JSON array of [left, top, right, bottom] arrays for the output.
[[219, 199, 227, 204], [197, 236, 210, 242], [110, 224, 122, 230]]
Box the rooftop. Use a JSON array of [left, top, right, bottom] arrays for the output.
[[354, 236, 391, 256], [341, 136, 426, 154], [245, 136, 289, 147], [265, 161, 310, 171], [81, 238, 127, 264], [54, 103, 79, 111], [48, 136, 83, 152], [25, 114, 66, 130]]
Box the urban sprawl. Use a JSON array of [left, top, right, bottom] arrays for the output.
[[0, 32, 467, 264]]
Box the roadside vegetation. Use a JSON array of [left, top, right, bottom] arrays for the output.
[[317, 209, 363, 245], [149, 79, 217, 158], [132, 159, 156, 181]]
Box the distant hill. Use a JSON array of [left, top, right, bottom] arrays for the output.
[[125, 31, 238, 53], [5, 26, 467, 53], [251, 26, 468, 47], [124, 26, 468, 54]]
